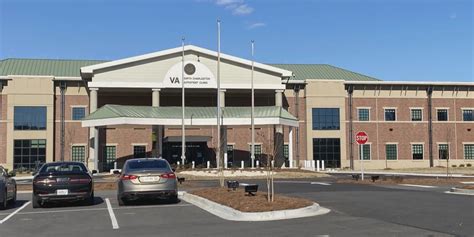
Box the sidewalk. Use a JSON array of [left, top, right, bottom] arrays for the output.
[[325, 170, 474, 178]]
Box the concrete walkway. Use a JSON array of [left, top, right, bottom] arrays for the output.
[[325, 170, 474, 178]]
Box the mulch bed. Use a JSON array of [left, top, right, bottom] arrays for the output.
[[337, 176, 474, 186], [191, 187, 313, 212], [457, 185, 474, 190]]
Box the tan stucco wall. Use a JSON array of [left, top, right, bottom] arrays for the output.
[[2, 76, 55, 170]]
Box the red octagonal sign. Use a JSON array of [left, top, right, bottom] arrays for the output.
[[355, 131, 368, 145]]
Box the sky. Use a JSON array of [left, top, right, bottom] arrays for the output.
[[0, 0, 472, 82]]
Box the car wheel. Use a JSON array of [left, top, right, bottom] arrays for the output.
[[32, 195, 41, 209], [0, 190, 7, 210], [117, 195, 125, 206], [169, 194, 179, 204], [86, 192, 95, 206], [8, 187, 17, 205]]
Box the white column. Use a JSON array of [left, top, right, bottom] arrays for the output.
[[152, 89, 162, 157], [88, 88, 98, 171], [289, 127, 294, 168]]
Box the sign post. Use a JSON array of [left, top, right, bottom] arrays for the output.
[[355, 131, 368, 181]]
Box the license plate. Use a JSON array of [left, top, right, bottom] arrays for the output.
[[56, 189, 69, 195], [140, 176, 160, 182]]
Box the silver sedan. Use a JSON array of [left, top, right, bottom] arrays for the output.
[[117, 158, 178, 206]]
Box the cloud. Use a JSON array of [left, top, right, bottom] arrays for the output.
[[215, 0, 243, 6], [232, 4, 254, 15], [247, 22, 266, 29]]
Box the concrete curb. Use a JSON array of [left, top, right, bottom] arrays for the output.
[[449, 188, 474, 195], [180, 192, 330, 221], [326, 171, 474, 178]]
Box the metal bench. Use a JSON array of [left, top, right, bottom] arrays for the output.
[[371, 175, 380, 182], [226, 180, 239, 191], [352, 174, 360, 181], [244, 184, 259, 196]]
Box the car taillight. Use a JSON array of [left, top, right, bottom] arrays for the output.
[[70, 178, 91, 184], [160, 173, 176, 179], [120, 174, 138, 180], [34, 178, 57, 184]]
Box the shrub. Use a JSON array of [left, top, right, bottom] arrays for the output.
[[452, 165, 457, 168], [459, 164, 465, 168], [467, 163, 472, 167]]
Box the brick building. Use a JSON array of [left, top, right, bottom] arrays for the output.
[[0, 45, 472, 172]]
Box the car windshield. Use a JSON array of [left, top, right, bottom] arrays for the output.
[[39, 163, 87, 173], [126, 159, 169, 171]]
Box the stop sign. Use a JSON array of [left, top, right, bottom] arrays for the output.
[[355, 131, 368, 145]]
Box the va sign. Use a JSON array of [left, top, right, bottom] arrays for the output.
[[163, 61, 216, 88]]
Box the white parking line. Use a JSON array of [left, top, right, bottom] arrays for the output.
[[399, 184, 436, 188], [105, 198, 119, 230], [461, 182, 474, 184], [310, 182, 331, 186], [444, 191, 474, 196], [0, 201, 31, 224]]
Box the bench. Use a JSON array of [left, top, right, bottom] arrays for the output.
[[352, 174, 360, 181], [177, 177, 185, 184], [371, 175, 380, 182]]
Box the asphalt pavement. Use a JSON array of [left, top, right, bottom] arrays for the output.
[[0, 177, 472, 237]]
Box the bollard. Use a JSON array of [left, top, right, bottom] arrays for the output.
[[177, 161, 180, 168], [271, 160, 275, 168], [256, 160, 259, 168], [192, 161, 195, 169], [241, 160, 244, 169], [316, 160, 320, 172], [322, 160, 325, 171], [114, 161, 117, 170], [311, 160, 315, 168], [207, 161, 210, 169], [224, 154, 228, 169]]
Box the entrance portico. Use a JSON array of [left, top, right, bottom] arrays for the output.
[[79, 45, 294, 172]]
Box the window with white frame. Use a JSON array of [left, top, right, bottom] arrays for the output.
[[464, 144, 474, 160], [385, 144, 398, 160], [411, 109, 422, 121], [384, 109, 396, 121], [72, 107, 86, 120], [463, 109, 473, 121], [71, 146, 86, 163], [133, 145, 146, 158], [438, 144, 449, 160], [412, 144, 424, 160], [437, 109, 448, 121], [358, 108, 370, 121], [359, 144, 371, 160]]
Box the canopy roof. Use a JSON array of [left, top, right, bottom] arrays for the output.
[[82, 104, 298, 127]]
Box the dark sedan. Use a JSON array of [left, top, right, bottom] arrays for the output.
[[32, 162, 95, 208]]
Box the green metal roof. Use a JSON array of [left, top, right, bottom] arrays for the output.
[[269, 64, 380, 81], [0, 58, 106, 77], [84, 104, 296, 121], [1, 58, 380, 81]]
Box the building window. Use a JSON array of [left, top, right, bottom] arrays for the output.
[[359, 144, 371, 160], [438, 144, 449, 160], [14, 106, 47, 130], [14, 139, 46, 171], [283, 144, 289, 159], [71, 146, 86, 163], [133, 145, 146, 158], [437, 109, 448, 121], [358, 108, 370, 121], [103, 146, 117, 171], [249, 144, 262, 159], [385, 144, 398, 160], [312, 108, 340, 130], [463, 109, 473, 121], [72, 107, 86, 120], [384, 109, 396, 121], [412, 144, 424, 160], [465, 144, 474, 160], [227, 145, 234, 165], [411, 109, 422, 121], [313, 138, 340, 168]]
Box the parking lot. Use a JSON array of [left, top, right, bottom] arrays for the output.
[[0, 178, 472, 237]]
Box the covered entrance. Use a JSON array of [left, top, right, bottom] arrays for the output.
[[163, 136, 212, 166]]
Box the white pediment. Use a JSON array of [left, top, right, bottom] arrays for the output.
[[81, 45, 292, 90]]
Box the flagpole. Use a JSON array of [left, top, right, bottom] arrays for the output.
[[217, 20, 222, 170], [251, 40, 255, 169], [181, 37, 186, 166]]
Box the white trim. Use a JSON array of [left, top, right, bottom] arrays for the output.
[[70, 105, 88, 108], [435, 107, 450, 110], [80, 45, 293, 77], [87, 81, 285, 90], [357, 107, 371, 121], [82, 117, 298, 128], [345, 81, 474, 86], [461, 108, 474, 110]]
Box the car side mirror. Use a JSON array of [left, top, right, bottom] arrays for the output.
[[92, 170, 98, 174], [113, 170, 121, 175]]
